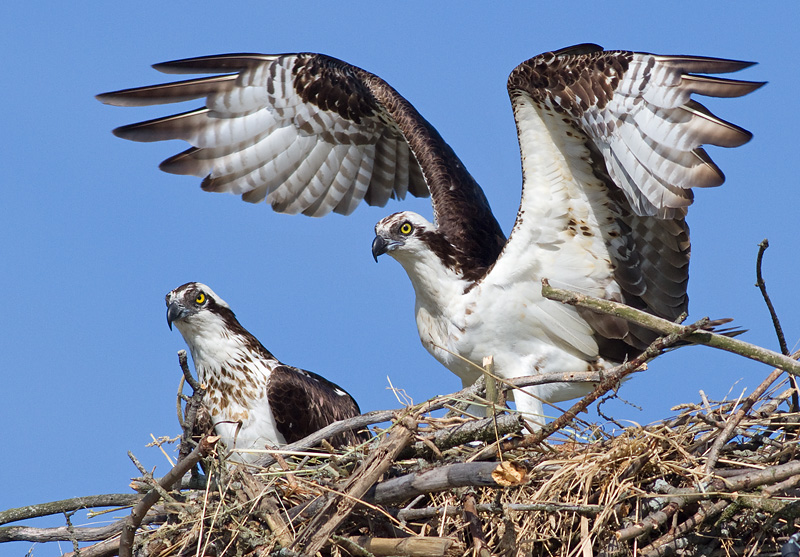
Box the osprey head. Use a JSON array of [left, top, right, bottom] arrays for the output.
[[371, 211, 436, 262], [166, 282, 231, 331]]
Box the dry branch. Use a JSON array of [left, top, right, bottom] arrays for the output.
[[344, 535, 465, 557], [0, 514, 161, 544], [176, 349, 207, 470], [0, 494, 141, 526], [541, 279, 800, 375], [119, 434, 218, 557], [291, 418, 416, 555], [367, 461, 508, 505], [397, 502, 604, 522], [402, 413, 524, 459]]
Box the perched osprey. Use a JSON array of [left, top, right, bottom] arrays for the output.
[[101, 45, 763, 426], [166, 282, 364, 462]]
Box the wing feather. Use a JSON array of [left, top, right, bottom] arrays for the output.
[[266, 365, 364, 446], [99, 52, 505, 264], [274, 140, 339, 214], [484, 45, 760, 359], [98, 53, 431, 218]]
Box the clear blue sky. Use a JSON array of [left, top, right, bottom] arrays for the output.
[[3, 2, 798, 554]]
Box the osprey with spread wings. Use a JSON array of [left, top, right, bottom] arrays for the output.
[[99, 44, 763, 425]]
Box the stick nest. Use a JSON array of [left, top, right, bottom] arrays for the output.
[[127, 380, 799, 557]]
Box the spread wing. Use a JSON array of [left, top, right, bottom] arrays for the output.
[[97, 53, 505, 266], [97, 53, 427, 216], [266, 365, 366, 446], [485, 44, 763, 360]]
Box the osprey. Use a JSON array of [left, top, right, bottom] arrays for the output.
[[166, 282, 364, 462], [101, 45, 762, 425]]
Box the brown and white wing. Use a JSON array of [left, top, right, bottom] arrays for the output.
[[98, 53, 506, 265], [266, 365, 365, 447], [97, 53, 431, 216], [486, 44, 762, 359]]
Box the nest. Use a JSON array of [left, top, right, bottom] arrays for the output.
[[4, 308, 800, 557], [123, 375, 800, 557]]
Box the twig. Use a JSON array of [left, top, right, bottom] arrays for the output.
[[756, 239, 798, 414], [756, 240, 789, 356], [541, 279, 800, 376], [128, 451, 175, 504], [396, 501, 603, 522], [291, 418, 416, 555], [118, 435, 218, 557], [702, 358, 796, 475], [177, 350, 207, 472]]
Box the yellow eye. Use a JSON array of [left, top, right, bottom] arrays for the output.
[[400, 222, 413, 235], [195, 293, 206, 304]]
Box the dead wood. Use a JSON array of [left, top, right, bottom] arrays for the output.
[[0, 494, 141, 526], [366, 461, 506, 505], [542, 279, 800, 375], [119, 434, 217, 557], [344, 535, 464, 556], [291, 418, 416, 555]]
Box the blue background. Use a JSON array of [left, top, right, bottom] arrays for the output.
[[2, 2, 798, 555]]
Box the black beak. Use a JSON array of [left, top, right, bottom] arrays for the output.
[[372, 235, 388, 262], [166, 301, 188, 330]]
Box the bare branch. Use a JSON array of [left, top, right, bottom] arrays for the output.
[[366, 461, 509, 506], [178, 349, 200, 392], [291, 418, 416, 555], [118, 435, 218, 557], [401, 413, 524, 460], [0, 494, 141, 526], [755, 239, 798, 414], [0, 512, 161, 543], [541, 279, 800, 376], [755, 239, 789, 356], [343, 536, 465, 557], [176, 349, 208, 481], [702, 355, 798, 475], [397, 501, 603, 522]]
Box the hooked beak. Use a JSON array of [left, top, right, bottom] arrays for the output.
[[372, 234, 404, 262], [166, 301, 189, 330], [371, 235, 389, 262]]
